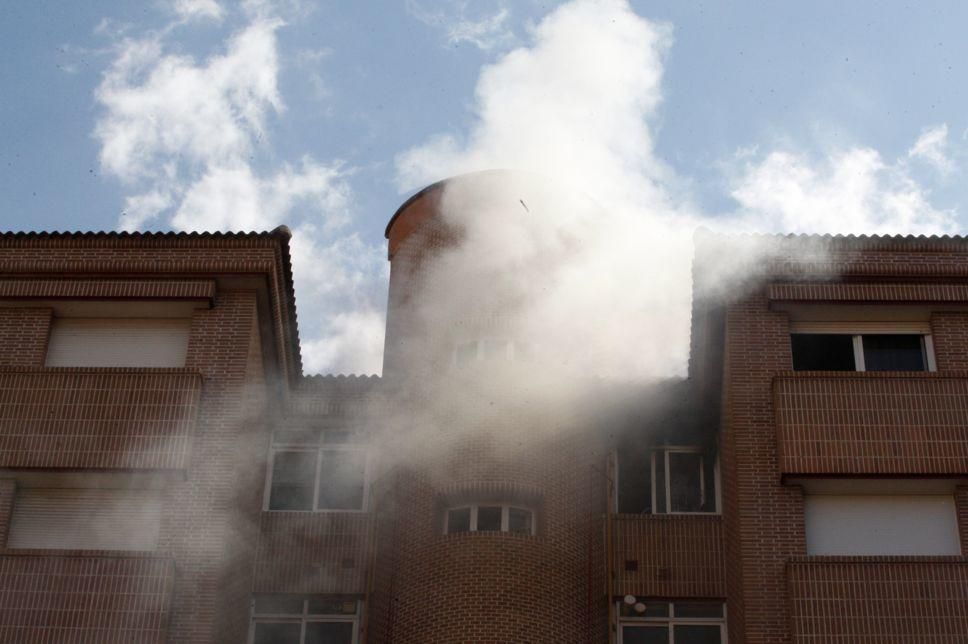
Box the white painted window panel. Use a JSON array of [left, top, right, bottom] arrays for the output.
[[8, 488, 162, 551], [805, 494, 961, 556], [45, 318, 191, 367]]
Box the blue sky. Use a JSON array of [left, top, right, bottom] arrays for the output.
[[2, 0, 967, 375]]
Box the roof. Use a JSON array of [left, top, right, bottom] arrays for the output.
[[0, 226, 303, 380]]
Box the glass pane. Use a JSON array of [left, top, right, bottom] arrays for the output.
[[862, 334, 926, 371], [447, 507, 471, 533], [477, 506, 502, 531], [619, 600, 669, 619], [673, 602, 724, 618], [455, 341, 478, 366], [269, 451, 316, 510], [273, 429, 320, 445], [508, 507, 533, 534], [253, 595, 305, 615], [305, 621, 354, 644], [668, 452, 703, 513], [653, 452, 666, 514], [673, 624, 723, 644], [253, 622, 301, 644], [317, 449, 366, 510], [483, 338, 510, 360], [307, 598, 357, 615], [791, 334, 856, 371], [323, 430, 352, 444], [621, 625, 668, 644], [617, 446, 652, 514]]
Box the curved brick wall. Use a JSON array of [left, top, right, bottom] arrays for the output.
[[370, 176, 608, 642]]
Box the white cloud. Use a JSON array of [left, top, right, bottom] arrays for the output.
[[729, 145, 957, 235], [395, 0, 961, 381], [94, 4, 386, 375], [406, 1, 515, 51], [172, 0, 224, 22], [908, 123, 954, 176]]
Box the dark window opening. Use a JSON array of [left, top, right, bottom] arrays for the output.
[[791, 334, 855, 371], [862, 334, 926, 371], [476, 506, 502, 531], [446, 507, 471, 533]]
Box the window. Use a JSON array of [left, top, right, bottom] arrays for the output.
[[453, 338, 531, 366], [7, 487, 161, 551], [618, 447, 718, 515], [790, 328, 934, 372], [250, 595, 359, 644], [619, 600, 725, 644], [444, 504, 535, 535], [266, 430, 366, 512], [804, 493, 961, 556], [45, 318, 191, 367]]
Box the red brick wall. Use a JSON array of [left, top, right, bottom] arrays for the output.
[[932, 312, 968, 370], [0, 368, 201, 469], [788, 557, 968, 643], [0, 553, 174, 643], [0, 309, 50, 367], [721, 291, 805, 644], [612, 515, 725, 598], [774, 372, 968, 475]]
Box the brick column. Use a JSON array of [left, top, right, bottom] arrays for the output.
[[931, 312, 968, 370], [0, 309, 51, 367]]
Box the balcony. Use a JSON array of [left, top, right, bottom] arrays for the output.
[[253, 511, 373, 594], [610, 514, 725, 597], [0, 368, 201, 469], [0, 551, 174, 643], [774, 372, 968, 476], [788, 556, 968, 642]]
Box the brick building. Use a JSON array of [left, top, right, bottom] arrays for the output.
[[0, 173, 965, 643]]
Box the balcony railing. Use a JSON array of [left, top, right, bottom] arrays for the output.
[[788, 556, 968, 642], [0, 551, 174, 643], [774, 372, 968, 475], [254, 511, 373, 594], [0, 368, 201, 469], [610, 514, 725, 597]]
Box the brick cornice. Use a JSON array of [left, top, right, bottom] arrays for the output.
[[0, 279, 215, 300], [769, 282, 968, 303]]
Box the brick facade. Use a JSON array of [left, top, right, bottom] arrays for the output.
[[0, 191, 964, 642]]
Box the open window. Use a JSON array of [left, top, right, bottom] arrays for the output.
[[617, 447, 719, 515], [266, 429, 367, 512], [250, 595, 359, 644], [790, 323, 935, 372]]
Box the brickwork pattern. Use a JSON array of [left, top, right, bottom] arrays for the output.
[[768, 281, 968, 302], [721, 291, 805, 644], [0, 279, 215, 300], [932, 312, 968, 370], [788, 557, 968, 642], [774, 372, 968, 475], [254, 512, 372, 594], [0, 553, 174, 643], [611, 515, 725, 598], [0, 309, 50, 368], [0, 368, 201, 469]]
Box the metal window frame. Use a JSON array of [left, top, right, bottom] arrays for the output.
[[650, 447, 719, 515], [443, 503, 535, 535], [249, 598, 361, 644], [264, 443, 369, 513], [617, 600, 727, 644], [789, 324, 937, 372]]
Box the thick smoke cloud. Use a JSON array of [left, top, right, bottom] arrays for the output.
[[395, 0, 958, 381]]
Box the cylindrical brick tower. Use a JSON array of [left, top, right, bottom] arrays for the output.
[[367, 171, 609, 643]]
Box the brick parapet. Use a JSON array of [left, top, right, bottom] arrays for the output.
[[774, 372, 968, 475], [0, 552, 174, 643], [787, 557, 968, 642], [0, 368, 201, 469], [611, 514, 726, 598]]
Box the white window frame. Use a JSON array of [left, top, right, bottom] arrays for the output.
[[249, 597, 360, 644], [789, 322, 937, 372], [651, 447, 720, 515], [264, 443, 369, 513], [618, 600, 727, 644], [452, 338, 526, 366], [443, 504, 536, 535]]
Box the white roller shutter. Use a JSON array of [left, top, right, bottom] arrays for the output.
[[805, 494, 961, 556], [8, 488, 162, 551], [45, 318, 191, 367]]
